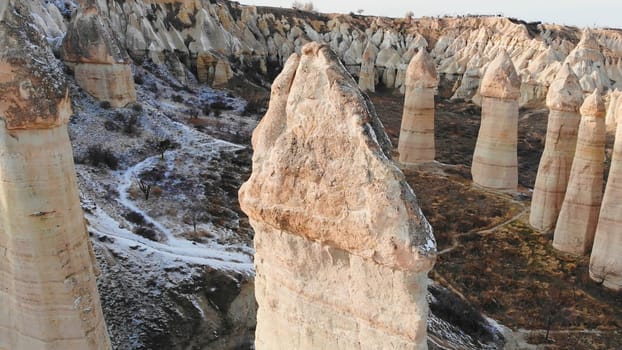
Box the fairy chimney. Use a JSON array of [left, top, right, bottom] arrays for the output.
[[398, 49, 439, 164], [529, 64, 583, 232], [590, 100, 622, 290], [358, 43, 377, 92], [471, 50, 521, 190], [0, 2, 111, 349], [62, 0, 136, 107], [239, 43, 436, 350], [553, 90, 606, 255]]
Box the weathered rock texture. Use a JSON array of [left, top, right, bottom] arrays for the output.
[[606, 89, 621, 131], [62, 0, 136, 107], [590, 100, 622, 290], [358, 43, 377, 92], [0, 2, 111, 349], [239, 43, 436, 349], [529, 64, 583, 232], [398, 49, 439, 164], [553, 90, 606, 255], [471, 50, 521, 190]]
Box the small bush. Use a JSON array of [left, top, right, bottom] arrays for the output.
[[210, 100, 234, 110], [134, 75, 145, 85], [202, 105, 211, 116], [124, 210, 146, 225], [84, 145, 119, 169], [123, 115, 140, 136], [131, 103, 144, 112], [100, 101, 112, 109], [104, 120, 120, 132], [134, 226, 157, 241], [171, 94, 184, 103]]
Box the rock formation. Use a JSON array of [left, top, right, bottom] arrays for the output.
[[471, 50, 521, 190], [606, 89, 621, 131], [358, 43, 377, 92], [563, 30, 610, 93], [62, 0, 136, 107], [529, 64, 583, 232], [398, 49, 439, 164], [239, 43, 436, 349], [590, 100, 622, 290], [553, 90, 606, 255], [0, 2, 111, 349]]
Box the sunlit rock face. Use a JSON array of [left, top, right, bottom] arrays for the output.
[[606, 89, 621, 131], [0, 2, 111, 349], [562, 30, 610, 93], [590, 100, 622, 291], [398, 49, 439, 164], [529, 64, 583, 232], [553, 90, 606, 255], [62, 0, 136, 107], [239, 42, 436, 350], [471, 50, 521, 190]]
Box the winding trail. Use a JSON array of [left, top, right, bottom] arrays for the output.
[[89, 114, 255, 275]]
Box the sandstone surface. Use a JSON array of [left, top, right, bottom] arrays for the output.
[[529, 64, 583, 232], [62, 0, 136, 107], [239, 42, 436, 349], [606, 90, 621, 131], [398, 49, 439, 164], [553, 90, 606, 255], [471, 50, 520, 190], [0, 2, 111, 348], [358, 42, 377, 92], [590, 100, 622, 291]]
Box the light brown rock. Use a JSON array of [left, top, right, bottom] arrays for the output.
[[553, 90, 606, 255], [0, 3, 111, 349], [590, 100, 622, 290], [471, 50, 520, 190], [605, 90, 621, 131], [239, 42, 436, 350], [62, 0, 136, 107], [358, 43, 377, 92], [398, 49, 439, 164], [529, 64, 583, 232]]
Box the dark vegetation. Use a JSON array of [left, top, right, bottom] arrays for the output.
[[80, 145, 119, 169]]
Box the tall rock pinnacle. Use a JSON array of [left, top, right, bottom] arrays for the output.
[[358, 42, 377, 92], [590, 100, 622, 290], [398, 49, 439, 164], [529, 64, 583, 232], [471, 50, 521, 190], [0, 2, 111, 349], [553, 90, 606, 255], [62, 0, 136, 107], [239, 42, 436, 349]]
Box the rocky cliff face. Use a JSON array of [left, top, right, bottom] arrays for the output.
[[0, 1, 110, 348]]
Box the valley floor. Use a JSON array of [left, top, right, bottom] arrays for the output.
[[371, 91, 622, 349]]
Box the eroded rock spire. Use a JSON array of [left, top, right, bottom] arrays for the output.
[[240, 42, 436, 349], [553, 90, 606, 254], [529, 64, 583, 232], [0, 2, 111, 348], [590, 100, 622, 290], [398, 49, 439, 164], [62, 0, 136, 107], [471, 49, 521, 190]]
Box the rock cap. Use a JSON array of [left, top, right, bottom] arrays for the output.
[[546, 64, 584, 112], [406, 49, 439, 88], [480, 49, 521, 100], [580, 89, 606, 118]]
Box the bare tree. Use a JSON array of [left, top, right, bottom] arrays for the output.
[[356, 9, 364, 15], [134, 174, 152, 201]]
